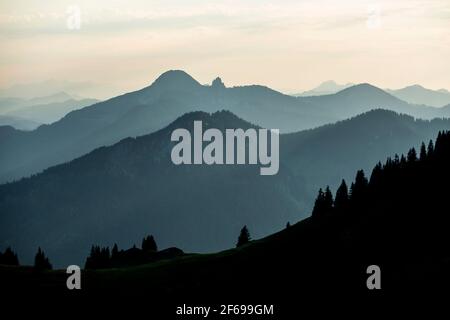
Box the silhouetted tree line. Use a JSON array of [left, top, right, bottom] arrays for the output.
[[311, 132, 450, 219], [84, 235, 183, 269], [142, 235, 157, 252], [1, 246, 53, 271], [311, 135, 446, 219], [310, 131, 450, 253], [34, 247, 52, 271], [74, 130, 449, 295], [216, 130, 450, 296], [85, 245, 111, 269], [0, 247, 19, 266]]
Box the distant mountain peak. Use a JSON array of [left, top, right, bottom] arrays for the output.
[[394, 84, 437, 93], [151, 70, 201, 89], [334, 83, 404, 102], [356, 108, 407, 119], [386, 84, 450, 107], [211, 77, 226, 89], [407, 84, 425, 89], [296, 80, 354, 96], [340, 83, 385, 93], [315, 80, 339, 90], [353, 82, 376, 88]]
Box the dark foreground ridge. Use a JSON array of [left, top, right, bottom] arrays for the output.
[[1, 132, 450, 310], [3, 109, 450, 267]]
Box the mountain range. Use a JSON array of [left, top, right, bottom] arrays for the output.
[[0, 80, 115, 100], [1, 92, 79, 113], [2, 109, 450, 267], [0, 92, 98, 129], [298, 83, 450, 120], [298, 81, 450, 107], [5, 98, 98, 126], [1, 70, 450, 184], [294, 80, 354, 96], [0, 115, 41, 131], [386, 85, 450, 107]]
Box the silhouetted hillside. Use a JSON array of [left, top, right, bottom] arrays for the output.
[[2, 130, 449, 305], [81, 130, 450, 298], [2, 109, 450, 267], [91, 130, 448, 300]]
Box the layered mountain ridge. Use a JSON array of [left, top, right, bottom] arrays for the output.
[[2, 108, 450, 267], [2, 70, 450, 184]]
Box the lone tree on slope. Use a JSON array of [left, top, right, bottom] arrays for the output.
[[236, 225, 251, 247]]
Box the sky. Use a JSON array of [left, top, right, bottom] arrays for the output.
[[0, 0, 449, 98]]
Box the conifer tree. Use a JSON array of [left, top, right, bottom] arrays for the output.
[[370, 162, 383, 185], [350, 170, 368, 201], [394, 154, 400, 164], [34, 247, 52, 271], [407, 148, 417, 162], [324, 186, 334, 210], [334, 179, 349, 211], [312, 186, 334, 217], [112, 243, 119, 257], [312, 188, 325, 217], [0, 247, 19, 266], [142, 235, 157, 252], [85, 245, 111, 269], [420, 142, 427, 161], [400, 154, 407, 166], [427, 140, 434, 158], [101, 247, 110, 266], [236, 226, 251, 247], [110, 243, 119, 267]]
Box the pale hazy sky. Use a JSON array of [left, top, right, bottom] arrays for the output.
[[0, 0, 449, 98]]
